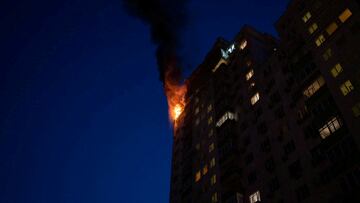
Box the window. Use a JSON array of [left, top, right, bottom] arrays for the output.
[[246, 60, 252, 67], [208, 116, 213, 125], [249, 191, 261, 203], [340, 80, 354, 96], [308, 23, 318, 34], [195, 143, 200, 150], [211, 192, 218, 203], [240, 40, 247, 50], [208, 129, 214, 137], [246, 69, 254, 80], [251, 92, 260, 105], [211, 174, 217, 185], [303, 76, 325, 98], [315, 34, 326, 46], [322, 48, 332, 61], [209, 143, 215, 153], [195, 118, 200, 126], [207, 104, 212, 113], [195, 107, 199, 115], [202, 165, 208, 175], [250, 82, 255, 88], [352, 103, 360, 117], [319, 116, 342, 139], [216, 111, 237, 127], [210, 158, 216, 168], [330, 63, 343, 77], [339, 8, 352, 23], [302, 11, 311, 23], [326, 22, 338, 35], [195, 170, 201, 182], [212, 58, 229, 72]]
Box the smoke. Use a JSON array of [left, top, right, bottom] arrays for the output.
[[122, 0, 189, 83]]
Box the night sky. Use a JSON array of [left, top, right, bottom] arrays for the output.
[[1, 0, 288, 202]]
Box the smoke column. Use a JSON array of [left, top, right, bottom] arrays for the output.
[[122, 0, 189, 83]]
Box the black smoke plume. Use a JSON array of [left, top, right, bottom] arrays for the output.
[[122, 0, 188, 83]]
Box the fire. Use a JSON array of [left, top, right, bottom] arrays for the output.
[[164, 76, 187, 123]]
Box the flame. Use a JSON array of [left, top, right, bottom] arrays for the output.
[[164, 74, 187, 123]]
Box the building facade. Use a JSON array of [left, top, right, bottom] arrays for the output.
[[170, 0, 360, 202]]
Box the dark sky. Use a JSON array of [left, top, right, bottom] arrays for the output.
[[0, 0, 288, 202]]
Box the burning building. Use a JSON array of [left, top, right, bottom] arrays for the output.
[[169, 0, 360, 202]]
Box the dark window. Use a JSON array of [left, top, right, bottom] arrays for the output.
[[248, 171, 257, 184], [283, 140, 296, 154], [288, 159, 303, 179], [296, 184, 310, 201], [245, 153, 254, 165]]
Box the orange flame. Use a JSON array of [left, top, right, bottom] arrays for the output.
[[164, 75, 187, 123]]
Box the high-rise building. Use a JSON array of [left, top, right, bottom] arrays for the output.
[[169, 0, 360, 202]]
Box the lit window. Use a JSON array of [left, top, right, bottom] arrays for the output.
[[210, 158, 216, 168], [208, 116, 213, 125], [195, 171, 201, 182], [303, 76, 325, 98], [202, 165, 208, 175], [216, 112, 237, 127], [250, 82, 255, 88], [326, 22, 338, 35], [308, 23, 318, 34], [352, 103, 360, 117], [209, 143, 215, 153], [208, 129, 213, 137], [330, 63, 343, 77], [318, 116, 342, 139], [246, 69, 254, 80], [211, 174, 217, 185], [207, 104, 213, 113], [240, 40, 247, 50], [339, 8, 352, 23], [249, 191, 261, 203], [315, 34, 326, 46], [211, 192, 218, 203], [302, 11, 311, 23], [322, 48, 332, 61], [195, 107, 199, 115], [340, 80, 354, 96], [212, 58, 229, 72], [251, 92, 260, 105]]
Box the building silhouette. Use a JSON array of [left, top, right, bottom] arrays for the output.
[[170, 0, 360, 202]]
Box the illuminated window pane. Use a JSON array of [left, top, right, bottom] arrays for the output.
[[212, 58, 229, 72], [209, 143, 215, 153], [339, 8, 352, 23], [208, 129, 213, 137], [308, 23, 318, 34], [240, 40, 247, 50], [315, 34, 326, 46], [302, 11, 311, 23], [303, 76, 325, 98], [210, 158, 216, 168], [211, 174, 217, 185], [211, 192, 218, 203], [326, 22, 338, 35], [216, 111, 237, 127], [207, 104, 213, 113], [318, 116, 342, 139], [246, 69, 254, 80], [208, 116, 213, 125], [249, 191, 261, 203], [322, 48, 332, 61], [202, 165, 208, 175], [340, 80, 354, 96], [330, 63, 343, 77], [352, 103, 360, 117], [195, 171, 201, 182], [195, 107, 199, 115], [251, 92, 260, 105]]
